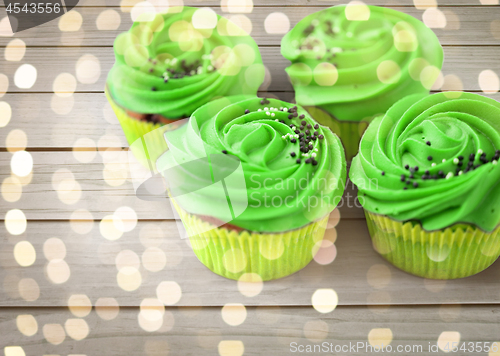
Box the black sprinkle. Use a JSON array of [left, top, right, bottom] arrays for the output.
[[164, 78, 169, 83], [458, 161, 463, 167], [299, 133, 304, 138], [381, 171, 385, 176], [151, 87, 157, 91], [406, 181, 411, 185], [222, 150, 228, 154], [307, 124, 312, 129], [305, 158, 312, 164], [289, 124, 294, 128], [291, 138, 297, 143], [149, 68, 154, 73], [458, 155, 464, 160], [409, 174, 414, 179], [400, 175, 405, 182], [405, 164, 409, 170], [312, 136, 317, 141], [288, 114, 293, 119], [314, 124, 319, 129], [308, 144, 313, 150], [312, 160, 318, 166], [413, 182, 419, 188], [427, 156, 432, 161], [296, 159, 301, 164], [403, 187, 408, 190], [426, 141, 431, 146], [301, 120, 306, 126], [245, 109, 250, 114], [299, 114, 305, 119], [314, 131, 319, 136], [294, 130, 300, 134], [280, 120, 285, 124], [318, 135, 324, 140], [469, 153, 475, 161], [438, 170, 444, 177], [290, 152, 296, 157], [299, 126, 304, 131], [414, 166, 419, 171], [305, 130, 310, 135], [425, 170, 430, 175]]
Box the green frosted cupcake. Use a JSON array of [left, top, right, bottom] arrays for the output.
[[106, 6, 264, 168], [281, 4, 443, 160], [350, 92, 500, 279], [157, 96, 346, 280]]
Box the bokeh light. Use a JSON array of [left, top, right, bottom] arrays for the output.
[[218, 340, 244, 356], [46, 259, 71, 284], [5, 209, 27, 236], [18, 278, 39, 301], [53, 73, 77, 97], [4, 347, 25, 356], [14, 64, 37, 89], [117, 266, 142, 291], [237, 273, 263, 297], [264, 13, 290, 34], [16, 315, 38, 337], [100, 215, 124, 241], [95, 297, 120, 320], [142, 247, 167, 272], [311, 288, 338, 313], [303, 320, 329, 342], [1, 176, 22, 203], [221, 303, 247, 326], [0, 74, 9, 97], [58, 10, 83, 32], [4, 39, 26, 62], [96, 9, 122, 30], [478, 70, 500, 93], [65, 319, 90, 340], [13, 241, 36, 267], [422, 8, 447, 28], [68, 294, 92, 317], [70, 209, 94, 235], [368, 328, 393, 348], [76, 54, 101, 84], [43, 324, 66, 345], [437, 331, 461, 352], [115, 249, 140, 270], [345, 1, 370, 21], [6, 129, 28, 153], [157, 281, 182, 305], [10, 151, 33, 177], [366, 264, 391, 289]]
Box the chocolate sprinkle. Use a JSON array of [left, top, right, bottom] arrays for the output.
[[318, 135, 324, 140], [305, 158, 312, 164], [301, 120, 306, 126], [404, 164, 409, 170], [299, 114, 305, 119], [400, 175, 405, 182], [222, 150, 228, 154], [312, 160, 318, 166], [426, 141, 431, 146], [291, 138, 297, 143], [296, 159, 301, 164], [314, 124, 319, 129], [381, 171, 385, 176], [413, 182, 419, 188], [151, 87, 157, 91], [290, 152, 296, 157], [288, 114, 293, 120], [244, 109, 250, 114]]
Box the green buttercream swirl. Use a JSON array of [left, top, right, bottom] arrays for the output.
[[157, 97, 347, 232], [281, 5, 443, 122], [350, 92, 500, 232], [107, 7, 264, 118]]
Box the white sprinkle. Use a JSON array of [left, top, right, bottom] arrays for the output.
[[332, 47, 343, 53], [458, 171, 463, 175], [493, 160, 498, 165], [314, 148, 318, 152], [258, 109, 262, 111], [171, 58, 178, 65], [266, 112, 270, 116], [283, 108, 289, 112], [271, 113, 275, 117], [478, 149, 483, 155], [275, 119, 278, 122], [446, 172, 454, 179], [162, 72, 168, 77], [190, 70, 195, 75], [264, 107, 269, 111], [207, 65, 214, 71], [280, 107, 283, 110], [282, 136, 285, 139], [453, 158, 459, 164], [312, 153, 317, 158], [292, 126, 296, 130], [295, 134, 299, 138], [442, 159, 446, 163], [431, 163, 436, 167], [164, 59, 170, 64]]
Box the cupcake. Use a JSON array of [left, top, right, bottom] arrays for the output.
[[106, 6, 264, 167], [350, 92, 500, 279], [281, 4, 443, 160], [157, 96, 346, 280]]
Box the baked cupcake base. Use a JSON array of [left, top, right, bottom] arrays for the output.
[[105, 87, 181, 170], [304, 106, 370, 162], [171, 198, 328, 281], [365, 211, 500, 279]]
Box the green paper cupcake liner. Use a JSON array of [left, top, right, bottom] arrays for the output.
[[365, 211, 500, 279], [171, 199, 329, 281], [304, 106, 370, 162], [105, 87, 179, 171]]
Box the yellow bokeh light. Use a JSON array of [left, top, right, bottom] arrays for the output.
[[142, 247, 167, 272], [314, 63, 338, 86], [218, 340, 244, 356], [0, 101, 12, 127], [0, 16, 13, 36], [6, 129, 28, 152], [96, 9, 121, 30], [53, 73, 77, 98], [130, 1, 156, 22], [16, 314, 38, 336], [366, 264, 392, 289], [51, 94, 74, 115], [288, 63, 312, 86], [226, 0, 253, 13], [58, 11, 83, 32], [223, 248, 247, 273], [377, 60, 401, 84], [303, 320, 329, 342], [4, 347, 25, 356], [65, 319, 89, 340], [14, 241, 36, 267], [95, 297, 120, 320], [5, 209, 27, 235], [14, 64, 37, 89], [100, 215, 124, 241], [113, 206, 138, 233], [11, 151, 33, 177], [311, 288, 338, 313], [68, 294, 92, 317], [138, 312, 164, 332], [43, 324, 66, 345], [192, 8, 218, 29], [413, 0, 437, 9], [117, 266, 142, 291], [227, 15, 252, 35], [368, 328, 393, 348], [76, 54, 101, 84], [140, 298, 165, 322], [441, 74, 463, 98], [18, 278, 39, 301], [345, 1, 370, 21], [115, 249, 140, 270], [437, 331, 461, 352], [1, 176, 22, 202], [5, 39, 26, 62], [70, 209, 94, 235], [156, 281, 182, 305], [420, 65, 443, 90], [237, 273, 263, 297], [478, 69, 500, 93], [264, 12, 290, 34], [422, 8, 447, 28], [46, 259, 71, 284], [221, 303, 247, 326], [313, 243, 336, 265], [73, 138, 97, 163]]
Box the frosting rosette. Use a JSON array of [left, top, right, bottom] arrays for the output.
[[107, 6, 264, 118], [281, 4, 444, 122], [350, 92, 500, 232], [157, 96, 347, 232]]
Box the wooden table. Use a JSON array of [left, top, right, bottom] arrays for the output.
[[1, 1, 500, 355]]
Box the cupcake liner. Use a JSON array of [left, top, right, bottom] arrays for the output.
[[304, 106, 370, 162], [105, 87, 177, 171], [171, 198, 329, 281], [365, 211, 500, 279]]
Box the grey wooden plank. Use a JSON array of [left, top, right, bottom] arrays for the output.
[[2, 219, 500, 307], [1, 92, 500, 149], [0, 6, 499, 46], [0, 151, 364, 220], [0, 305, 500, 356], [0, 46, 498, 93]]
